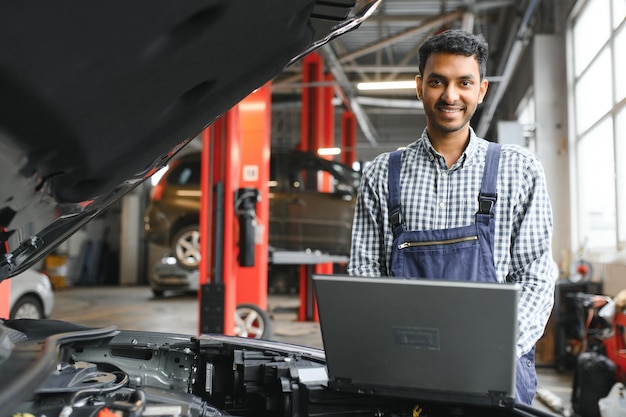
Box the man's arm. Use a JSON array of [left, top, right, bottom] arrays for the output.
[[348, 158, 388, 277], [509, 156, 558, 358]]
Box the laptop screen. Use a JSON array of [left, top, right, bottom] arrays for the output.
[[312, 274, 519, 408]]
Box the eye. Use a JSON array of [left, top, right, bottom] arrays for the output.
[[428, 79, 443, 86], [461, 80, 473, 87]]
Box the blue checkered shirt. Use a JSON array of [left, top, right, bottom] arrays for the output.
[[348, 128, 558, 358]]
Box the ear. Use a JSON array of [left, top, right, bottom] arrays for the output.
[[478, 78, 489, 104], [415, 74, 423, 100]]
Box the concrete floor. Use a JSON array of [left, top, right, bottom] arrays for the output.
[[49, 285, 574, 416]]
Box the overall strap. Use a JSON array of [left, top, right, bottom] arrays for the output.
[[387, 150, 404, 237], [477, 142, 502, 216]]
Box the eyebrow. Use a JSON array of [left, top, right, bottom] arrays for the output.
[[426, 72, 477, 80]]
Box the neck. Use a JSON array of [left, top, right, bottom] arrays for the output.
[[427, 128, 470, 169]]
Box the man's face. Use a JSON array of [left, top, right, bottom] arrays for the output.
[[416, 52, 488, 137]]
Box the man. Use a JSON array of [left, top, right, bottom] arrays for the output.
[[347, 29, 557, 405]]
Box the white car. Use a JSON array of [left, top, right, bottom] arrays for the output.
[[9, 269, 54, 320]]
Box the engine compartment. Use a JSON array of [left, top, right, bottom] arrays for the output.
[[3, 322, 541, 417]]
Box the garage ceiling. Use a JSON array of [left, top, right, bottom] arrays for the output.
[[270, 0, 560, 162]]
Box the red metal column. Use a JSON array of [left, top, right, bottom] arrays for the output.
[[298, 52, 326, 321], [298, 62, 340, 322], [0, 234, 10, 318], [198, 86, 271, 335], [0, 280, 9, 318], [299, 52, 324, 152], [322, 73, 335, 151], [198, 128, 212, 291], [198, 110, 241, 336], [236, 83, 272, 309], [310, 72, 337, 321], [340, 110, 357, 166]]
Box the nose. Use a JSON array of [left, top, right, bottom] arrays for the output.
[[441, 85, 460, 103]]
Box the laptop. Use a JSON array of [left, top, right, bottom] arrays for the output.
[[312, 274, 520, 408]]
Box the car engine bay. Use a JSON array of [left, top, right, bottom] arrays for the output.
[[2, 320, 544, 417]]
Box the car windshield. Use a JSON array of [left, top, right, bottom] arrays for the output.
[[271, 151, 360, 195]]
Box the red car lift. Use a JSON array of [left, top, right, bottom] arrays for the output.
[[198, 84, 271, 336]]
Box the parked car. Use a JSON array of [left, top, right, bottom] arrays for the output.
[[144, 149, 360, 270], [0, 2, 555, 417], [8, 269, 54, 320], [149, 255, 272, 338]]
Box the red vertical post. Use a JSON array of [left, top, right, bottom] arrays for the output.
[[341, 110, 357, 166], [310, 72, 337, 322], [0, 280, 9, 319], [236, 83, 272, 310], [199, 127, 212, 288], [0, 231, 11, 318], [221, 110, 241, 336], [198, 110, 240, 336], [298, 52, 326, 321], [322, 72, 335, 151], [299, 52, 324, 152]]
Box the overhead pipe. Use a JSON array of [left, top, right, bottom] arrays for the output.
[[476, 0, 541, 137]]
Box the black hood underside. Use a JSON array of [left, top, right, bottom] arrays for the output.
[[0, 0, 378, 279]]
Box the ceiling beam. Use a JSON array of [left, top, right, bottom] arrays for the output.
[[338, 10, 464, 63], [319, 45, 379, 146]]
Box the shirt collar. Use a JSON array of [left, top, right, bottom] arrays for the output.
[[415, 127, 481, 169]]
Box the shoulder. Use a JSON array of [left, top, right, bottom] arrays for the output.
[[364, 151, 391, 172], [469, 130, 544, 175], [361, 151, 391, 186], [362, 137, 424, 181], [499, 144, 546, 177]]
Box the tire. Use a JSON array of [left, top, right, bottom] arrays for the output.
[[234, 304, 273, 339], [152, 289, 165, 298], [171, 225, 201, 270], [268, 265, 299, 295], [10, 295, 44, 320]]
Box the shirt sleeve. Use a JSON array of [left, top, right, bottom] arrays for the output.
[[508, 154, 558, 359], [348, 155, 388, 277]]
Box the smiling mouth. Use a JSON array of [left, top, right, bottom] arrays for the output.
[[439, 107, 463, 114]]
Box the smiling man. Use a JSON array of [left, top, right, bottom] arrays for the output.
[[347, 29, 558, 405]]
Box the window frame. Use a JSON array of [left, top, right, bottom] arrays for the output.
[[567, 0, 626, 251]]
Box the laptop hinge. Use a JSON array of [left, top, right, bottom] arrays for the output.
[[488, 391, 515, 408]]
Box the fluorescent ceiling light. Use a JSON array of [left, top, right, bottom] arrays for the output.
[[317, 147, 341, 156], [356, 80, 416, 91]]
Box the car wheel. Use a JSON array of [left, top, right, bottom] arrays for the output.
[[234, 304, 272, 339], [152, 289, 165, 298], [268, 266, 299, 295], [172, 225, 201, 270], [10, 295, 44, 320]]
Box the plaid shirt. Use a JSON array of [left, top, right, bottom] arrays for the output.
[[348, 128, 558, 358]]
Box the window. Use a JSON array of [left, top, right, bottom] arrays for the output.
[[576, 118, 616, 248], [615, 26, 626, 102], [571, 0, 610, 77], [614, 0, 626, 29], [271, 151, 359, 195], [569, 1, 626, 250], [168, 160, 201, 186], [574, 48, 612, 135], [617, 106, 626, 243]]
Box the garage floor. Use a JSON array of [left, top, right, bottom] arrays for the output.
[[50, 285, 574, 416]]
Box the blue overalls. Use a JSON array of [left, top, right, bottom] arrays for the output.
[[387, 142, 536, 405]]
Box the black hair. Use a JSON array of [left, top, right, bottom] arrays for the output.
[[418, 29, 488, 79]]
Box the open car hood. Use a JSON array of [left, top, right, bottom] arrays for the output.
[[0, 0, 379, 281]]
